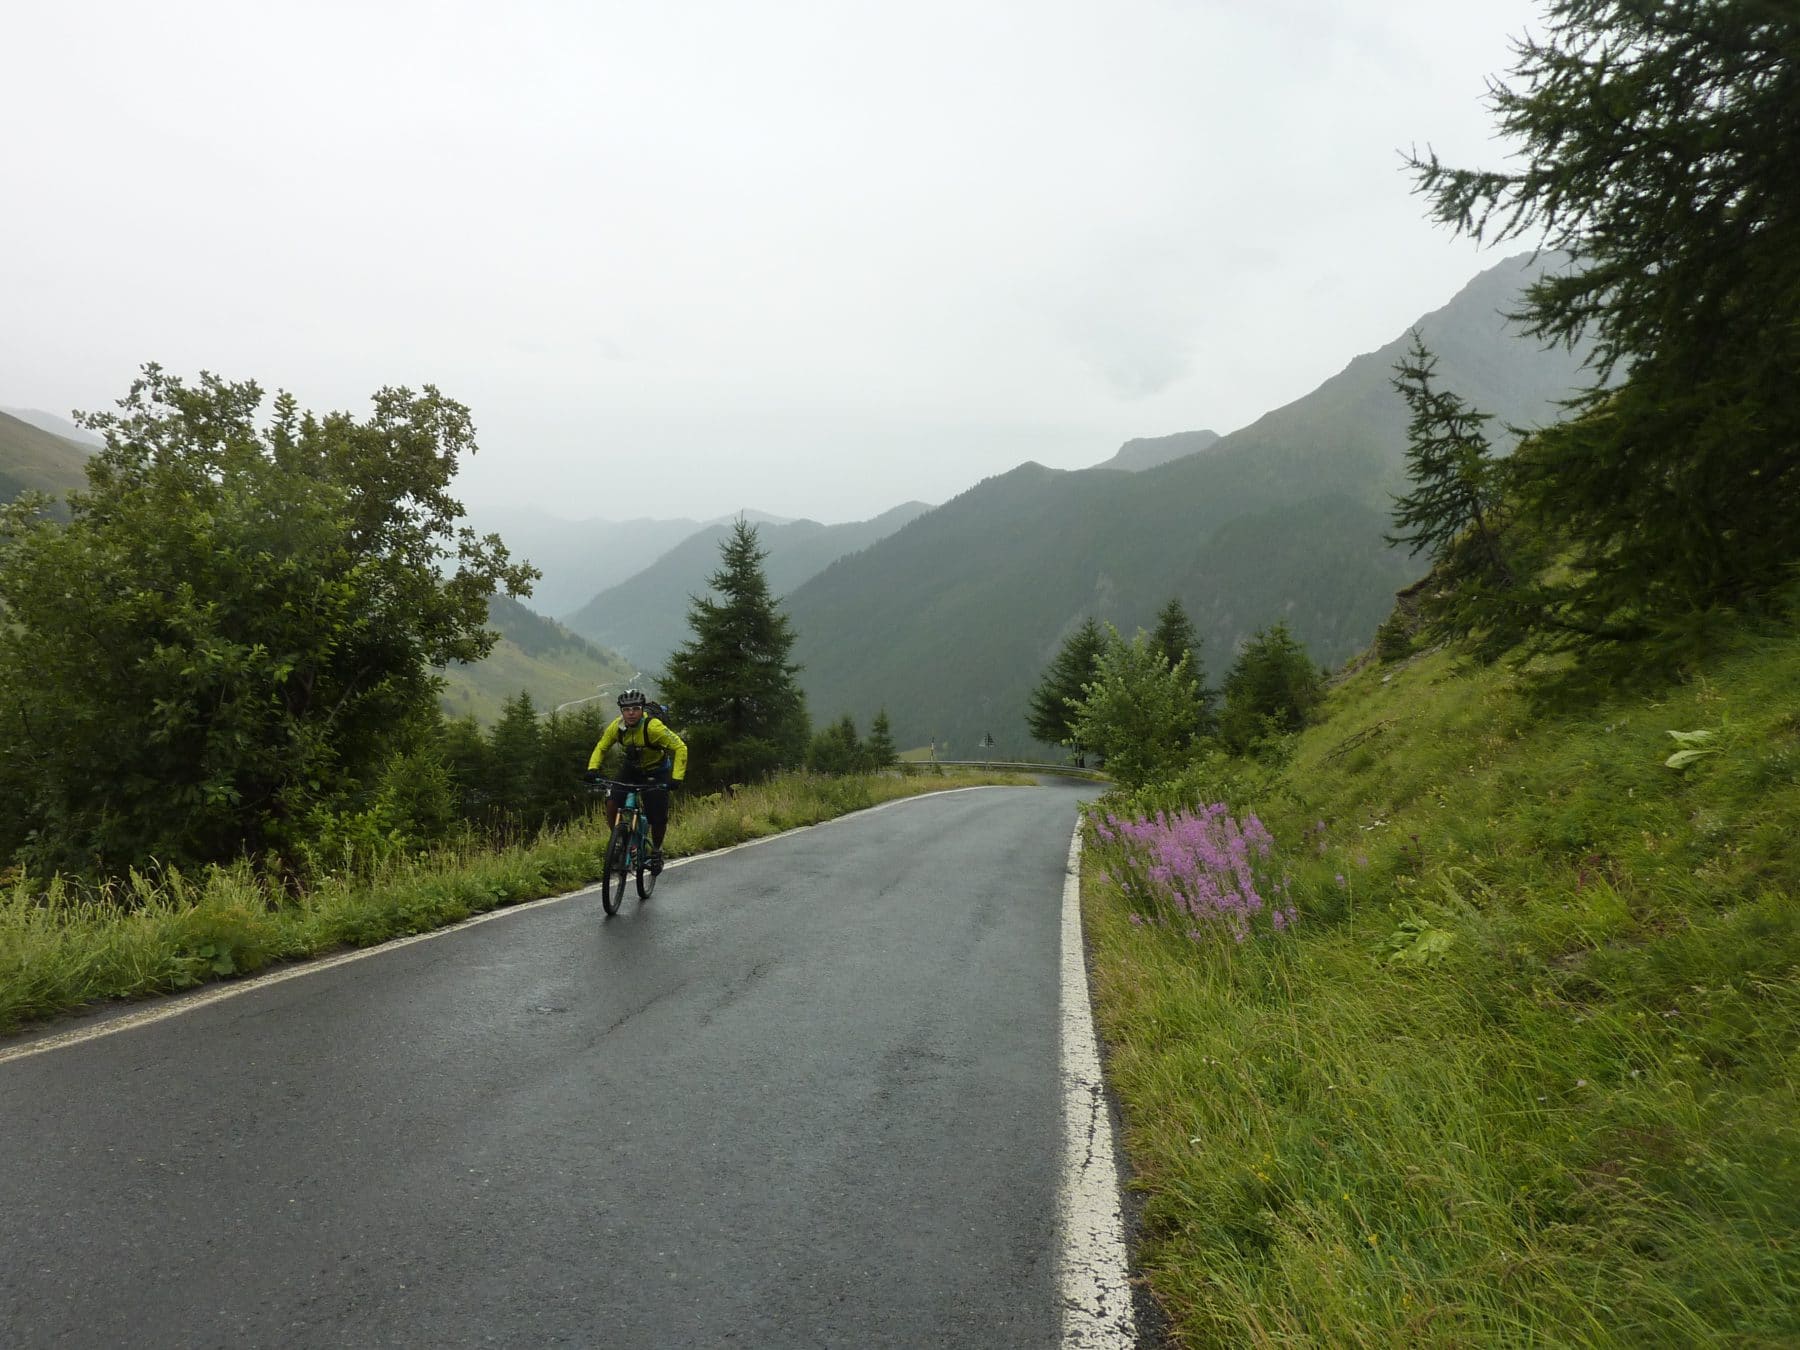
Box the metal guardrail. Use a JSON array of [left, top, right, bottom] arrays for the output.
[[898, 759, 1110, 782]]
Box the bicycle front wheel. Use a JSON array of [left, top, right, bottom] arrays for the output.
[[635, 827, 658, 901], [601, 821, 631, 915]]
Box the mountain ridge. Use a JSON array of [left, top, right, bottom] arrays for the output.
[[781, 251, 1592, 756], [1097, 428, 1222, 472], [562, 500, 934, 671]]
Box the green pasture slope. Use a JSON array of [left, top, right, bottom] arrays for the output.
[[1083, 617, 1800, 1345]]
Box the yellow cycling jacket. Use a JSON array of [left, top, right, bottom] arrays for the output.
[[587, 714, 689, 780]]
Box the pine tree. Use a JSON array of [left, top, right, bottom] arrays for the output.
[[660, 520, 808, 791], [1386, 333, 1512, 579], [1149, 597, 1216, 731], [1409, 0, 1800, 631], [866, 709, 899, 769], [1026, 618, 1107, 760], [1384, 334, 1542, 658], [487, 692, 542, 821], [807, 715, 864, 775], [1218, 624, 1323, 756]]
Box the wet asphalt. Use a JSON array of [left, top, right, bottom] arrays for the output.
[[1, 781, 1094, 1348]]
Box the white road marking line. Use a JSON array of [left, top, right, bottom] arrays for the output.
[[1058, 824, 1138, 1347], [0, 784, 1015, 1066]]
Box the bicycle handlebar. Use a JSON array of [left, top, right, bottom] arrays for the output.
[[583, 777, 673, 793]]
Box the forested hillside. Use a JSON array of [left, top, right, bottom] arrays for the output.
[[0, 410, 91, 517], [784, 252, 1592, 756], [439, 594, 636, 725], [0, 407, 103, 448]]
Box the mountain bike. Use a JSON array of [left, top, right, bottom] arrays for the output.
[[587, 778, 670, 915]]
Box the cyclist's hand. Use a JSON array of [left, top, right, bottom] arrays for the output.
[[582, 769, 605, 784], [669, 780, 682, 794]]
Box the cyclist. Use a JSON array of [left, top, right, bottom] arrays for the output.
[[584, 689, 688, 873]]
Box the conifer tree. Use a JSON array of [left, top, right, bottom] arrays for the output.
[[807, 714, 864, 775], [487, 692, 543, 820], [1409, 0, 1800, 631], [660, 520, 808, 790], [1218, 624, 1323, 755], [865, 709, 899, 769], [1026, 619, 1107, 760], [1149, 597, 1216, 731], [1386, 333, 1512, 579], [1384, 334, 1541, 657]]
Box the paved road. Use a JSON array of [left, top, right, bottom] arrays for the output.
[[1, 782, 1095, 1348]]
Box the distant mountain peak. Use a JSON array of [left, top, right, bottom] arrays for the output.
[[1096, 429, 1222, 473], [705, 508, 792, 527]]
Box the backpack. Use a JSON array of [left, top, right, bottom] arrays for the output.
[[638, 701, 676, 772]]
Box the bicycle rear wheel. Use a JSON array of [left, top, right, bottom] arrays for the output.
[[601, 821, 631, 915]]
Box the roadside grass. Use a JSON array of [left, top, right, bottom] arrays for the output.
[[1083, 623, 1800, 1345], [0, 768, 1025, 1035]]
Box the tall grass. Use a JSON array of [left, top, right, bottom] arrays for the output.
[[1084, 626, 1800, 1345], [0, 769, 1022, 1034]]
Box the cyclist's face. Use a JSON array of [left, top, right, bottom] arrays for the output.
[[621, 705, 643, 724]]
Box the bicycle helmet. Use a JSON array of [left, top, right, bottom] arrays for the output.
[[618, 688, 647, 709]]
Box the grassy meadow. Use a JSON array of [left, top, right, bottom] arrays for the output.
[[0, 768, 1023, 1036], [1082, 622, 1800, 1345]]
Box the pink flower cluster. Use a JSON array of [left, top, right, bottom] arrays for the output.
[[1092, 803, 1297, 943]]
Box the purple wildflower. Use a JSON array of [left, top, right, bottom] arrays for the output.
[[1096, 802, 1297, 944]]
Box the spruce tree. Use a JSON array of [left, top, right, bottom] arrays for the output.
[[1149, 597, 1216, 731], [866, 709, 899, 769], [1385, 334, 1540, 657], [1218, 624, 1323, 755], [660, 520, 808, 791], [1409, 0, 1800, 631], [1386, 333, 1511, 578], [807, 715, 863, 775], [1026, 618, 1107, 760], [487, 692, 542, 820]]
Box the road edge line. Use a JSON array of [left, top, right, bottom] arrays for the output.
[[1058, 823, 1138, 1346]]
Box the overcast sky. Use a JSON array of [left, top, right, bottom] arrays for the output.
[[4, 0, 1545, 525]]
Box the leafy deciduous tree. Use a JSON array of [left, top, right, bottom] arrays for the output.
[[1068, 626, 1204, 791], [0, 366, 535, 874]]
